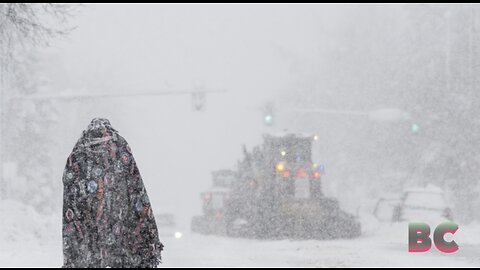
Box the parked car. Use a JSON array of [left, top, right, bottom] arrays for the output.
[[392, 185, 453, 223]]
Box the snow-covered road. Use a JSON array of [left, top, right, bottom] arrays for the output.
[[1, 232, 479, 267], [1, 200, 478, 267], [161, 233, 479, 268]]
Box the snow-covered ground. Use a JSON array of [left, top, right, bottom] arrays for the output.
[[1, 200, 479, 267], [161, 233, 480, 268]]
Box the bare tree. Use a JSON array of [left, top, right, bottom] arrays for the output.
[[0, 3, 76, 200], [0, 4, 76, 75]]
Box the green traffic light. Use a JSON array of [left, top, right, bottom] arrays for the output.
[[264, 114, 273, 125], [411, 123, 419, 133]]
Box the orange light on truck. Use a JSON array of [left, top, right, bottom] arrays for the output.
[[276, 162, 285, 172]]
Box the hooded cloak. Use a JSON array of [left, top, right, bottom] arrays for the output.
[[62, 118, 163, 268]]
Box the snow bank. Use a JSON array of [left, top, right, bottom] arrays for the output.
[[0, 199, 59, 244], [455, 221, 480, 245]]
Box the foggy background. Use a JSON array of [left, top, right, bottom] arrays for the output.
[[1, 3, 480, 267]]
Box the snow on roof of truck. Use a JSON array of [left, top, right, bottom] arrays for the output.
[[404, 184, 444, 194], [263, 132, 315, 139], [204, 187, 230, 193]]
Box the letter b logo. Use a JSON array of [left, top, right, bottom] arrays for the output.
[[409, 222, 459, 253]]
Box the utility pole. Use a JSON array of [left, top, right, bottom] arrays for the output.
[[0, 46, 6, 200], [470, 6, 475, 94], [445, 10, 452, 94], [0, 74, 4, 201]]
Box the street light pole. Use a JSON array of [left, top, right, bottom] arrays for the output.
[[286, 107, 410, 123], [0, 54, 5, 200], [11, 89, 228, 102], [445, 10, 451, 94], [0, 87, 227, 201]]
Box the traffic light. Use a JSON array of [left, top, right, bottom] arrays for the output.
[[263, 102, 274, 126], [411, 123, 420, 134], [264, 114, 273, 125]]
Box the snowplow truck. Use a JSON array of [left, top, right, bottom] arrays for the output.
[[191, 133, 361, 240]]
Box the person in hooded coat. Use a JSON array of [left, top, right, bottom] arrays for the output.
[[62, 118, 163, 268]]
